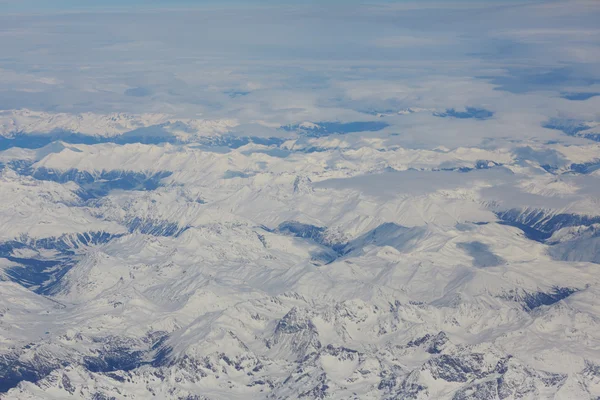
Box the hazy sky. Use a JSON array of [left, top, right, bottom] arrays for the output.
[[3, 0, 357, 13], [0, 0, 598, 148], [0, 0, 532, 13]]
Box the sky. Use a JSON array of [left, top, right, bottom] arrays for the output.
[[1, 0, 224, 12], [3, 0, 359, 13], [0, 0, 598, 148]]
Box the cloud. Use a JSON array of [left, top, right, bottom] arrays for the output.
[[0, 0, 597, 150], [497, 28, 600, 40], [125, 87, 152, 97], [373, 35, 450, 48]]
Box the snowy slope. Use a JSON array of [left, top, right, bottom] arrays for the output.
[[0, 109, 237, 139], [1, 111, 600, 399]]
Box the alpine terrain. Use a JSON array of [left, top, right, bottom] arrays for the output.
[[0, 1, 600, 399]]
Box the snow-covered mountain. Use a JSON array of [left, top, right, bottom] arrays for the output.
[[1, 107, 600, 399], [0, 109, 238, 141]]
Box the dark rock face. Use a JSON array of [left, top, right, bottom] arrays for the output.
[[0, 333, 167, 393], [297, 374, 329, 399], [275, 311, 315, 335], [496, 208, 600, 264], [126, 217, 189, 237], [0, 130, 286, 152], [0, 231, 120, 293], [453, 379, 500, 400], [500, 287, 578, 311], [276, 221, 346, 255], [425, 354, 487, 383], [406, 332, 449, 354], [32, 168, 172, 199], [269, 308, 322, 360], [541, 118, 600, 142], [0, 353, 67, 393], [543, 118, 592, 136], [496, 209, 600, 242], [387, 352, 567, 400], [342, 222, 426, 256], [568, 160, 600, 174], [0, 231, 117, 258], [277, 222, 327, 245], [281, 121, 389, 137]]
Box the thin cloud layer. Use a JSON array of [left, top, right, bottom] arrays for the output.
[[0, 0, 598, 149]]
